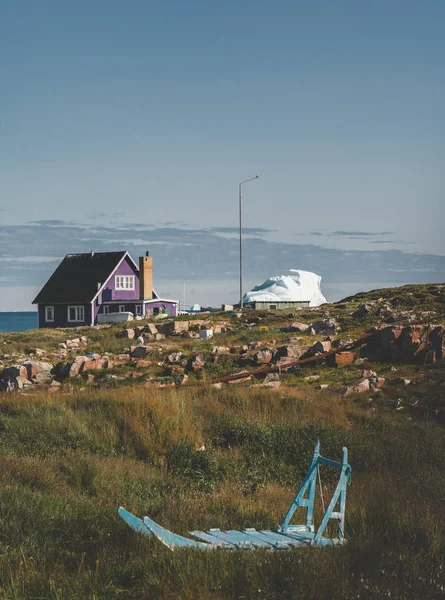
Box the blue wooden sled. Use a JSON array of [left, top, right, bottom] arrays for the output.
[[119, 441, 351, 550]]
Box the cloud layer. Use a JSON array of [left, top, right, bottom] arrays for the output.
[[1, 222, 444, 306]]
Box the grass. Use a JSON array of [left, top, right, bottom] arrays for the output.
[[1, 284, 445, 598], [1, 379, 445, 599]]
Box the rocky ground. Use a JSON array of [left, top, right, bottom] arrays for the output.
[[1, 284, 445, 414]]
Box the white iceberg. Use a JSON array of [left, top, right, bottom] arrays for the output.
[[243, 269, 327, 307]]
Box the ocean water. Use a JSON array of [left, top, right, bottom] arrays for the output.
[[0, 312, 38, 333]]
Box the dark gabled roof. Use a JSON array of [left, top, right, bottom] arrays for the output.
[[33, 251, 129, 304]]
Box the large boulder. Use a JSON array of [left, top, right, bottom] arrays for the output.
[[361, 325, 445, 364], [310, 319, 339, 334], [22, 360, 53, 379], [1, 365, 28, 380], [326, 351, 356, 368]]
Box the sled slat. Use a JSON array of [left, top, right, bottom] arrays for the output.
[[190, 531, 236, 548], [242, 529, 290, 548]]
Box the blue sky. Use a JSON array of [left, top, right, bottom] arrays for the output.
[[1, 1, 444, 309]]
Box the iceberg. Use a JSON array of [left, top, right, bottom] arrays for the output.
[[243, 269, 327, 307]]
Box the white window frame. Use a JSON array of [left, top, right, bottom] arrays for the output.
[[115, 275, 135, 290], [103, 305, 110, 314], [45, 306, 54, 322], [67, 305, 85, 322], [135, 304, 142, 316], [119, 305, 126, 313]]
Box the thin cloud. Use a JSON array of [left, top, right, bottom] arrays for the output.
[[330, 230, 394, 237]]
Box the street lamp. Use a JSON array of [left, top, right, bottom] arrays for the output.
[[239, 174, 263, 310]]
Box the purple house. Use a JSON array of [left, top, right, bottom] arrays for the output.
[[33, 250, 179, 328]]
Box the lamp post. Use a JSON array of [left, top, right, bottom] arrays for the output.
[[239, 174, 263, 310]]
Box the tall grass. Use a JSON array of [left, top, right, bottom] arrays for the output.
[[1, 384, 445, 599]]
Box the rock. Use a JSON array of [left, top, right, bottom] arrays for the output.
[[32, 372, 52, 384], [352, 303, 373, 319], [288, 322, 309, 333], [1, 365, 28, 380], [113, 353, 131, 363], [362, 369, 377, 379], [168, 352, 183, 364], [339, 386, 355, 396], [315, 384, 329, 390], [173, 374, 189, 385], [122, 328, 135, 340], [248, 341, 262, 351], [131, 346, 148, 359], [326, 352, 355, 368], [389, 377, 411, 386], [69, 356, 87, 377], [263, 373, 280, 385], [190, 355, 205, 372], [144, 323, 158, 335], [360, 325, 445, 365], [58, 342, 67, 349], [310, 340, 332, 355], [50, 380, 61, 388], [154, 333, 165, 341], [15, 376, 33, 389], [136, 336, 145, 345], [167, 365, 185, 376], [254, 349, 273, 364], [304, 375, 320, 381], [340, 379, 370, 396], [212, 346, 230, 354], [158, 320, 189, 335], [23, 360, 53, 379], [274, 346, 303, 361], [354, 358, 366, 366], [310, 319, 338, 334], [263, 380, 281, 388], [82, 358, 105, 372], [212, 382, 223, 389], [135, 359, 152, 368]]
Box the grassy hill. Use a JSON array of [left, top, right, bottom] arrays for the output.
[[1, 283, 445, 599]]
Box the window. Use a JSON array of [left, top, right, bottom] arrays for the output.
[[115, 275, 135, 290], [45, 306, 54, 322], [68, 306, 85, 322], [135, 304, 142, 316], [103, 305, 110, 314], [119, 305, 126, 313], [269, 304, 277, 310]]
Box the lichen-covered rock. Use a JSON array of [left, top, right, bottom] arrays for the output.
[[254, 349, 273, 364], [190, 355, 205, 372]]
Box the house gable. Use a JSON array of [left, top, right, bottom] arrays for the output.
[[33, 251, 127, 305]]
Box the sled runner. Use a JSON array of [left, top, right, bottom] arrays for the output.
[[119, 441, 351, 550]]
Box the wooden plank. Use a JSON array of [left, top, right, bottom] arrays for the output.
[[258, 530, 308, 547], [189, 530, 236, 548], [224, 530, 273, 548], [203, 529, 254, 548], [242, 529, 290, 548]]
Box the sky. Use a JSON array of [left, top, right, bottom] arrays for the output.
[[1, 1, 444, 310]]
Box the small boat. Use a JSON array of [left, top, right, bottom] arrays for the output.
[[118, 441, 351, 550]]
